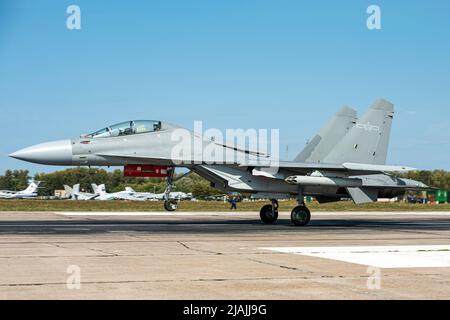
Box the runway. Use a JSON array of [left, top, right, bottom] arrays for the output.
[[1, 211, 450, 299]]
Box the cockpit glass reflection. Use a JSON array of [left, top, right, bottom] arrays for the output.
[[87, 120, 161, 138]]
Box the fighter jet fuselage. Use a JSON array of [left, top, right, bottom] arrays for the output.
[[9, 100, 430, 226]]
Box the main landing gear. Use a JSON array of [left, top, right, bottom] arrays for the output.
[[290, 205, 311, 226], [259, 199, 279, 224], [259, 187, 311, 226]]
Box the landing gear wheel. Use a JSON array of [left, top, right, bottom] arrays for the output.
[[164, 200, 178, 212], [291, 206, 311, 226], [260, 204, 278, 224]]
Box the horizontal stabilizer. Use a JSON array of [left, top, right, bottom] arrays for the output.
[[346, 187, 378, 204], [342, 163, 416, 172]]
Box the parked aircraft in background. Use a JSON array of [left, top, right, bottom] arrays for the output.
[[62, 184, 193, 201], [64, 184, 98, 200], [124, 187, 194, 201], [124, 187, 158, 200], [10, 99, 430, 226], [91, 184, 147, 201], [153, 191, 194, 201], [0, 181, 41, 199]]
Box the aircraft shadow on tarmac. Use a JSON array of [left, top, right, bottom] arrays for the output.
[[1, 217, 450, 235]]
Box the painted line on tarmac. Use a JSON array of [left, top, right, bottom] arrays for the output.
[[54, 212, 247, 216], [261, 245, 450, 268], [311, 211, 450, 216]]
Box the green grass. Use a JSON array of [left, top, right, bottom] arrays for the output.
[[0, 199, 450, 212]]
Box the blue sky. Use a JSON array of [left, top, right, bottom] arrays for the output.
[[1, 0, 449, 174]]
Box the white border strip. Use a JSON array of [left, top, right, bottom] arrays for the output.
[[261, 245, 450, 268]]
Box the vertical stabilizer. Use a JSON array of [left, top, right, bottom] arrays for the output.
[[22, 181, 40, 194], [73, 184, 81, 200], [322, 99, 394, 165], [294, 106, 357, 163], [63, 185, 74, 199], [92, 184, 107, 195]]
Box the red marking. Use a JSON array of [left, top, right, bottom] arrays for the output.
[[124, 165, 169, 177], [80, 141, 91, 144]]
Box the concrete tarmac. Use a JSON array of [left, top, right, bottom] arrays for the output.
[[1, 211, 450, 299]]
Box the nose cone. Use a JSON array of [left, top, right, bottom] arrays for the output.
[[9, 140, 73, 165]]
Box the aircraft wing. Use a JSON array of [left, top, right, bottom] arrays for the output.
[[240, 161, 416, 175], [79, 194, 99, 200]]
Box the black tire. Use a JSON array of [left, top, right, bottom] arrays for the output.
[[260, 204, 278, 224], [164, 200, 178, 212], [290, 206, 311, 226]]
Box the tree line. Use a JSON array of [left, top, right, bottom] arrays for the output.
[[0, 168, 223, 199], [1, 168, 450, 198]]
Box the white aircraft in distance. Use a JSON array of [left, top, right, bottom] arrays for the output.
[[0, 181, 41, 199], [64, 184, 98, 200], [123, 187, 193, 201], [124, 187, 158, 200], [153, 191, 194, 201], [92, 184, 147, 201]]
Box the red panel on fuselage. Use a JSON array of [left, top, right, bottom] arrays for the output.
[[124, 165, 169, 177]]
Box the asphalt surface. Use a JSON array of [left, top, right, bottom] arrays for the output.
[[1, 211, 450, 299]]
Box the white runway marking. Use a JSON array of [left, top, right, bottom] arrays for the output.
[[311, 211, 450, 216], [261, 245, 450, 268], [54, 211, 244, 216]]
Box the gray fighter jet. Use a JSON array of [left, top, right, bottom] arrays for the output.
[[9, 99, 429, 226]]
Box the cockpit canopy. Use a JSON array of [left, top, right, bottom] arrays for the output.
[[86, 120, 162, 138]]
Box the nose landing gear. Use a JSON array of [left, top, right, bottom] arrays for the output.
[[163, 167, 178, 212], [164, 199, 178, 211], [162, 168, 193, 212]]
